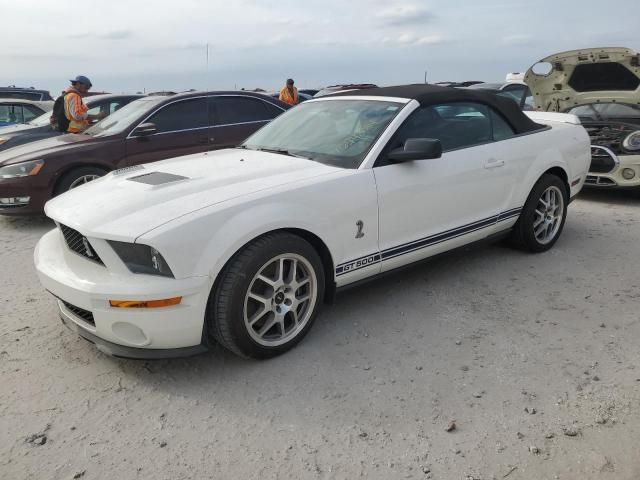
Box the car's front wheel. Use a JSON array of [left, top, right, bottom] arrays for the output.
[[208, 233, 325, 359], [55, 166, 107, 195], [510, 173, 568, 252]]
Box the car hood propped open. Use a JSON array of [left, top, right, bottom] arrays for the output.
[[524, 47, 640, 112]]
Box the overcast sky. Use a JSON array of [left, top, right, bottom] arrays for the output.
[[1, 0, 638, 94]]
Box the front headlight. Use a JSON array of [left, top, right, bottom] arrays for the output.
[[622, 131, 640, 151], [0, 160, 44, 179], [108, 241, 175, 278]]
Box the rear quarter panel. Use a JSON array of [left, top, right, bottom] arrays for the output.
[[507, 123, 590, 208]]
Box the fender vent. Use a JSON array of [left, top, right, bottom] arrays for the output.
[[127, 172, 188, 185]]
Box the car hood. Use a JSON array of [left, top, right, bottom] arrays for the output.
[[0, 133, 95, 167], [45, 149, 344, 241], [0, 122, 38, 136], [524, 47, 640, 112]]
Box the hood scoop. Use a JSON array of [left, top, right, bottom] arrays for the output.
[[128, 171, 189, 185]]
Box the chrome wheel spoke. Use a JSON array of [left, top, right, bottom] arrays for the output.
[[258, 315, 278, 337]]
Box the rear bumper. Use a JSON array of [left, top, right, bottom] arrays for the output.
[[35, 228, 212, 357]]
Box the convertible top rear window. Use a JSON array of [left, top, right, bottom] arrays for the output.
[[568, 63, 640, 92]]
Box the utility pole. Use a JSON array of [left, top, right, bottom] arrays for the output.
[[424, 70, 428, 84]]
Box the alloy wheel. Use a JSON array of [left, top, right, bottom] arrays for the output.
[[533, 185, 564, 245], [69, 174, 101, 190], [244, 254, 318, 347]]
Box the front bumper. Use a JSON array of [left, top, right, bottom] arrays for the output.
[[35, 228, 212, 358], [0, 176, 50, 215], [585, 153, 640, 188]]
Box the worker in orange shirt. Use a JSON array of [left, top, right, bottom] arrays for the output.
[[61, 75, 104, 133], [279, 78, 299, 106]]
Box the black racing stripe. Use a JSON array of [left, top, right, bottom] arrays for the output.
[[497, 208, 522, 222], [382, 220, 496, 261], [336, 251, 380, 268], [335, 207, 523, 275], [336, 253, 382, 276], [381, 217, 497, 259]]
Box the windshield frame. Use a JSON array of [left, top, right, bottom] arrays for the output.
[[242, 96, 408, 169]]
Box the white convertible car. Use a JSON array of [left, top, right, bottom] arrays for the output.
[[34, 85, 591, 359]]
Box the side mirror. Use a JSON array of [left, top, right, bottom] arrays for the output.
[[131, 122, 157, 137], [388, 138, 442, 162]]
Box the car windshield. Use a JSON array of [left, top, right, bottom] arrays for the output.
[[29, 111, 52, 126], [243, 99, 404, 168], [84, 96, 165, 137], [568, 103, 640, 123]]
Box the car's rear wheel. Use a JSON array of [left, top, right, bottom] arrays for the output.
[[510, 174, 568, 252], [208, 233, 325, 359], [54, 166, 107, 196]]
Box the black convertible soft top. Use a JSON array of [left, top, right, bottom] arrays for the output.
[[330, 84, 543, 134]]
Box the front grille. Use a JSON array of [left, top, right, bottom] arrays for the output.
[[590, 146, 617, 173], [584, 123, 637, 155], [59, 224, 104, 265], [61, 301, 95, 326], [585, 175, 617, 187]]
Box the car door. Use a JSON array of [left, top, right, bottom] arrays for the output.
[[125, 97, 209, 166], [209, 96, 285, 149], [373, 102, 512, 273]]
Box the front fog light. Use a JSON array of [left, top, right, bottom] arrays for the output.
[[0, 196, 30, 206], [622, 168, 636, 180]]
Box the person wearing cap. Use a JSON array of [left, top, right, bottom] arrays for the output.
[[62, 75, 104, 133], [279, 78, 299, 106]]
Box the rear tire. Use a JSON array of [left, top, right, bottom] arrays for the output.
[[208, 233, 325, 359], [54, 166, 107, 196], [510, 174, 568, 252]]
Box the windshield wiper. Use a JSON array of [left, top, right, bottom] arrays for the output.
[[254, 147, 308, 159]]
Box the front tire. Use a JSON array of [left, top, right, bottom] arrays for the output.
[[54, 166, 107, 196], [510, 174, 568, 252], [208, 233, 325, 359]]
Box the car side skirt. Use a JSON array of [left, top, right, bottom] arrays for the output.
[[336, 228, 513, 295]]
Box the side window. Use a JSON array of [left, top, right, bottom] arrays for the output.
[[148, 98, 207, 133], [87, 104, 103, 116], [431, 103, 492, 149], [489, 109, 515, 141], [523, 88, 535, 111], [500, 84, 526, 105], [22, 106, 40, 123], [110, 101, 126, 114], [210, 97, 281, 126], [0, 105, 26, 123]]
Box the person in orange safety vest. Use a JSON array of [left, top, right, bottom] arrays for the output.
[[63, 75, 104, 133], [279, 78, 299, 106]]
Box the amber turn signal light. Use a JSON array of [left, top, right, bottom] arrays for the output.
[[109, 297, 182, 308]]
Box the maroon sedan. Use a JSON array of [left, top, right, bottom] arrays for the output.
[[0, 91, 289, 215]]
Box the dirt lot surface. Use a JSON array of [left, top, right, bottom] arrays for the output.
[[1, 190, 639, 480]]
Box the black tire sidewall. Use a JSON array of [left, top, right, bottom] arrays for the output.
[[55, 166, 107, 196], [518, 174, 568, 252], [212, 234, 325, 359]]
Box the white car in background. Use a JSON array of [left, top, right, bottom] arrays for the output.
[[526, 47, 640, 188], [35, 85, 591, 360]]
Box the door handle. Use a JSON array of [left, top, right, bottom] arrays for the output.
[[484, 158, 505, 169]]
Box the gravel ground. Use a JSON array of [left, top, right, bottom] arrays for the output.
[[1, 189, 640, 480]]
